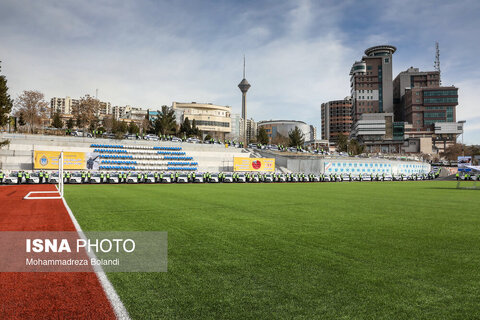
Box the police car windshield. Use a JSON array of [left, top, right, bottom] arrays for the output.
[[72, 172, 82, 177], [225, 173, 233, 177], [238, 173, 245, 177], [93, 173, 102, 177], [179, 174, 188, 178], [30, 172, 40, 177]]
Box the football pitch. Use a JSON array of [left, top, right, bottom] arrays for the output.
[[65, 181, 480, 319]]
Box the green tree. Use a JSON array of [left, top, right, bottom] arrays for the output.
[[18, 112, 26, 126], [348, 139, 365, 155], [153, 105, 177, 135], [66, 118, 74, 130], [0, 62, 13, 147], [271, 132, 288, 146], [336, 134, 348, 152], [128, 121, 140, 134], [119, 120, 128, 133], [191, 119, 200, 137], [204, 134, 212, 141], [288, 126, 305, 147], [52, 112, 63, 129], [180, 117, 192, 137], [256, 127, 269, 144]]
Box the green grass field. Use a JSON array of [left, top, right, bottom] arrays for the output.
[[65, 181, 480, 320]]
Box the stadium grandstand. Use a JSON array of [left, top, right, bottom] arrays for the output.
[[0, 132, 452, 185]]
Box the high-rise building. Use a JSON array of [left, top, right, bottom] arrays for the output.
[[393, 67, 440, 121], [350, 45, 396, 124], [96, 101, 112, 119], [51, 95, 112, 120], [321, 97, 352, 142], [239, 118, 257, 143], [227, 113, 242, 140], [309, 125, 317, 141], [50, 97, 78, 116], [112, 105, 133, 120], [351, 113, 402, 153], [246, 118, 257, 143], [404, 86, 458, 131], [392, 66, 461, 154]]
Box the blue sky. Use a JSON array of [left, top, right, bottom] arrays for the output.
[[1, 0, 479, 144]]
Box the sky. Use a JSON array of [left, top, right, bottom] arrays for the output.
[[0, 0, 479, 144]]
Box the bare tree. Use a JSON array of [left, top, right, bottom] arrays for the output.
[[14, 90, 48, 133], [141, 117, 151, 134], [72, 95, 99, 136], [102, 115, 114, 132]]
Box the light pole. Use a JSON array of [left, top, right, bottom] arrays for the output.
[[458, 120, 466, 157]]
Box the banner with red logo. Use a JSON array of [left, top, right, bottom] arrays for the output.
[[233, 157, 275, 172]]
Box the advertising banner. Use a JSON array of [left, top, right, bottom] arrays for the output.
[[233, 157, 275, 172], [458, 156, 472, 172], [34, 151, 86, 170]]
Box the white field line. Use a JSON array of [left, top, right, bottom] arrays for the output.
[[61, 197, 131, 320], [24, 191, 62, 200]]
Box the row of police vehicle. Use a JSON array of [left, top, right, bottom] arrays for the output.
[[0, 170, 443, 184]]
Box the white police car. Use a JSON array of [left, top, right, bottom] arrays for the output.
[[47, 172, 61, 184], [5, 172, 20, 184], [144, 173, 156, 183], [264, 174, 274, 182], [382, 174, 393, 181], [194, 174, 204, 183], [177, 173, 189, 183], [26, 172, 41, 184], [223, 173, 234, 183], [359, 173, 371, 181], [108, 173, 121, 184], [69, 172, 83, 184], [208, 174, 219, 183], [236, 173, 247, 183], [89, 173, 103, 184], [161, 174, 173, 183]]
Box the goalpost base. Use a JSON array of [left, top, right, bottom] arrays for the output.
[[24, 191, 63, 200], [24, 152, 64, 200]]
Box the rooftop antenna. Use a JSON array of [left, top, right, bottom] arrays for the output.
[[434, 41, 441, 85]]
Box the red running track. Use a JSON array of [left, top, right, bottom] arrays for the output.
[[0, 185, 116, 319]]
